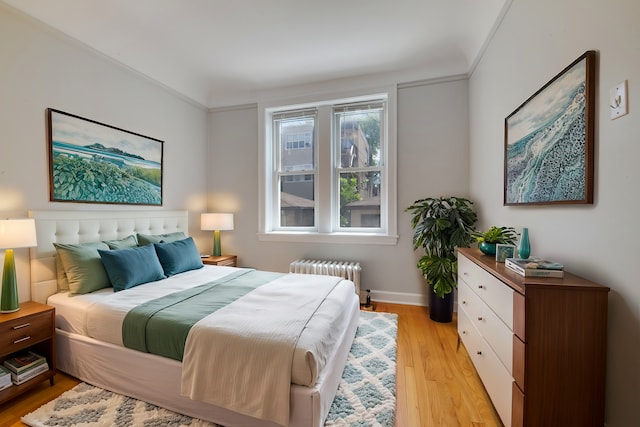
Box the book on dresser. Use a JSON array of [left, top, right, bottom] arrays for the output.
[[505, 257, 564, 277]]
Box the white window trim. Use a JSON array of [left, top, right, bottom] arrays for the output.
[[258, 86, 398, 245]]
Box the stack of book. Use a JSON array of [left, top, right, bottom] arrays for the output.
[[0, 365, 11, 391], [505, 257, 564, 278], [3, 351, 49, 385]]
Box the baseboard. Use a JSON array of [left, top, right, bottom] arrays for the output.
[[370, 289, 459, 311], [369, 290, 428, 306]]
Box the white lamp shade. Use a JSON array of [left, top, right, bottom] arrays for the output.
[[0, 218, 37, 249], [201, 213, 234, 231]]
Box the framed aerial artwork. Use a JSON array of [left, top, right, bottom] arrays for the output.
[[47, 109, 163, 206], [504, 50, 596, 205]]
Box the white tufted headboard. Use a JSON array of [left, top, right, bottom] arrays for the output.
[[29, 210, 189, 304]]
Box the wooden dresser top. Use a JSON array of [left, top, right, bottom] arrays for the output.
[[457, 247, 610, 295]]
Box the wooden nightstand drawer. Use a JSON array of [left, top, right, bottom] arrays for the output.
[[1, 311, 53, 356]]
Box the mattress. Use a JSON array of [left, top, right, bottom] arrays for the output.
[[47, 264, 357, 387]]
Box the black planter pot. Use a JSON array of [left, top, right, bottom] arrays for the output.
[[428, 285, 454, 323]]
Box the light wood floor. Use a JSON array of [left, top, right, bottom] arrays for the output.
[[0, 303, 501, 427]]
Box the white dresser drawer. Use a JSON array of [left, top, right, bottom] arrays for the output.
[[457, 308, 484, 366], [459, 305, 513, 427], [477, 299, 513, 374], [458, 254, 514, 329], [477, 341, 513, 427], [458, 279, 482, 325], [458, 252, 514, 427], [460, 274, 513, 374]]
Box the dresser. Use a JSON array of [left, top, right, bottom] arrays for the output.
[[456, 248, 609, 427]]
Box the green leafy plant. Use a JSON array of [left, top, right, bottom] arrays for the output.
[[406, 197, 477, 298], [471, 226, 518, 245], [52, 154, 161, 204]]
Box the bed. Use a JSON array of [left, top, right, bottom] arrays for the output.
[[29, 210, 360, 427]]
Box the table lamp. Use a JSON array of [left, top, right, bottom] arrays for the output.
[[201, 213, 234, 256], [0, 218, 38, 313]]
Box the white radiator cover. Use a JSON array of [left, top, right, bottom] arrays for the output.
[[289, 259, 364, 304]]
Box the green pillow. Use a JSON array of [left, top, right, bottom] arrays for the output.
[[103, 234, 138, 250], [98, 244, 166, 292], [53, 242, 111, 294], [137, 231, 186, 246], [154, 237, 203, 276], [54, 254, 69, 291]]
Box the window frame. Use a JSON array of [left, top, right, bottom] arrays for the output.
[[272, 109, 318, 231], [333, 101, 386, 233], [258, 87, 398, 245]]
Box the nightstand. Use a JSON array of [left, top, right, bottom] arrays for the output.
[[202, 254, 237, 267], [0, 301, 56, 405]]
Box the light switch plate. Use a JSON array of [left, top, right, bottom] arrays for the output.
[[610, 80, 628, 120]]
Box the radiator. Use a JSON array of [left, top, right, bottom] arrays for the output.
[[289, 259, 364, 304]]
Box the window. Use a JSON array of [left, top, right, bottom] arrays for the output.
[[335, 102, 383, 229], [285, 132, 312, 150], [259, 89, 397, 244]]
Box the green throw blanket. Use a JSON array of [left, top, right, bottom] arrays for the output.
[[122, 269, 283, 360]]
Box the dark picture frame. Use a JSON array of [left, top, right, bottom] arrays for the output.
[[47, 109, 163, 206], [504, 50, 596, 205]]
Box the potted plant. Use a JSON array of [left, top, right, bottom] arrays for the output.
[[471, 226, 518, 255], [406, 196, 477, 322]]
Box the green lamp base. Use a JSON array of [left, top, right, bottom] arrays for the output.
[[0, 249, 20, 313], [213, 230, 222, 256]]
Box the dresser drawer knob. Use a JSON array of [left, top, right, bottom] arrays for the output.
[[477, 317, 483, 321], [12, 322, 31, 330], [13, 336, 31, 344], [478, 285, 484, 289], [477, 351, 482, 355], [462, 300, 467, 305]]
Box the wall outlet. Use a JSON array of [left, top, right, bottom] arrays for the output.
[[610, 80, 628, 120]]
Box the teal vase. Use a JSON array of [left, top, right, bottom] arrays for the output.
[[518, 228, 530, 259]]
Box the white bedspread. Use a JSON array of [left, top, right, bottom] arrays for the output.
[[47, 265, 357, 387], [181, 274, 343, 426]]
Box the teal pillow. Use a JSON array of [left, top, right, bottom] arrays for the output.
[[53, 242, 111, 294], [98, 244, 166, 292], [103, 234, 138, 250], [154, 237, 203, 276], [137, 231, 186, 246]]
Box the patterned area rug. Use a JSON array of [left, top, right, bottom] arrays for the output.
[[22, 311, 397, 427]]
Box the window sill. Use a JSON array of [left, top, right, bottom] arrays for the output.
[[258, 232, 398, 245]]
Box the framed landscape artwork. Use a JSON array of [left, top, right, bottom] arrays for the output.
[[47, 109, 163, 206], [504, 50, 596, 205]]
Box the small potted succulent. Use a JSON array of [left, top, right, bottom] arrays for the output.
[[471, 226, 518, 255]]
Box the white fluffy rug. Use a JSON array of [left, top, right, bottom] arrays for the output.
[[22, 311, 397, 427]]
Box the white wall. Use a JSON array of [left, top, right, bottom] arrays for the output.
[[0, 4, 209, 302], [207, 77, 470, 305], [469, 0, 640, 425]]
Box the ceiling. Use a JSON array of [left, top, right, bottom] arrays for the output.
[[3, 0, 508, 109]]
